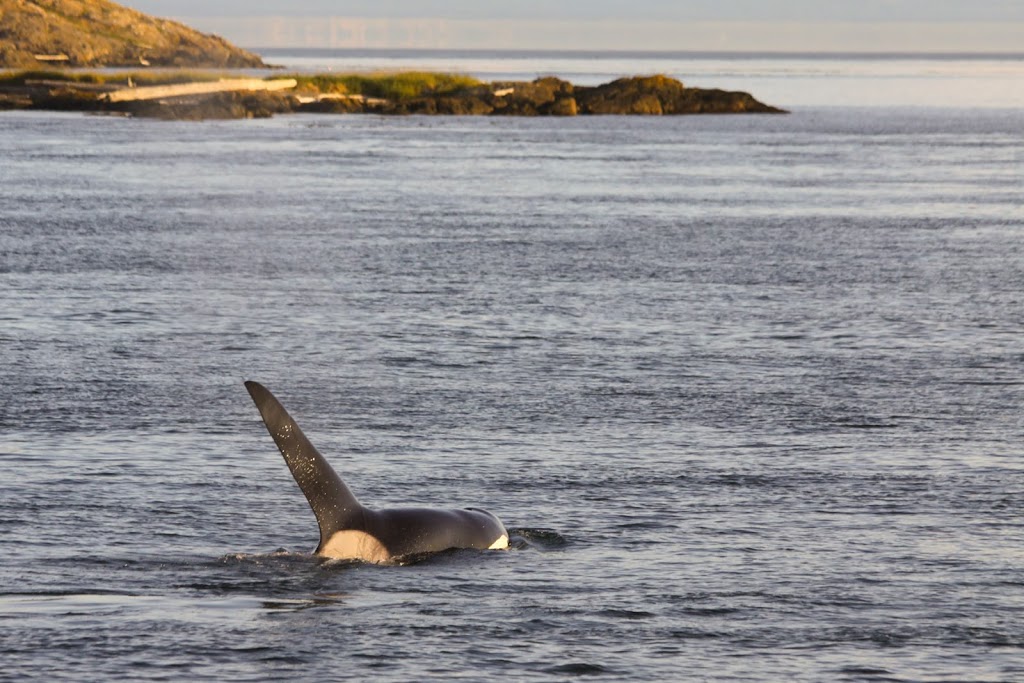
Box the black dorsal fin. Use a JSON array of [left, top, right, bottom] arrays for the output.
[[244, 381, 362, 551]]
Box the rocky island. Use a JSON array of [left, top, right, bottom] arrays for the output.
[[0, 0, 785, 118], [0, 71, 786, 119]]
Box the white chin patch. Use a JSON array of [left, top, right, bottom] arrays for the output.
[[488, 534, 510, 550], [319, 530, 391, 563]]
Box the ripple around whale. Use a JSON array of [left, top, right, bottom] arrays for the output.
[[508, 528, 569, 551]]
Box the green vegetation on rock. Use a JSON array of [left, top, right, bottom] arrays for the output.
[[290, 72, 482, 101]]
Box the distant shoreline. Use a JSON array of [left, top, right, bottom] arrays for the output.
[[254, 47, 1024, 61]]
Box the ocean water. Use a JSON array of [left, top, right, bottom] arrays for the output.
[[2, 54, 1024, 681]]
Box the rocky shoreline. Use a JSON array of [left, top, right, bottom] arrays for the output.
[[0, 72, 786, 120]]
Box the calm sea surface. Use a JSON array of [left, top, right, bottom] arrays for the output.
[[1, 53, 1023, 681]]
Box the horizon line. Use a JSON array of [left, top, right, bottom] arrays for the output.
[[251, 47, 1024, 60]]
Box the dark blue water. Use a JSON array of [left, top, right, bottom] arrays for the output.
[[1, 106, 1023, 681]]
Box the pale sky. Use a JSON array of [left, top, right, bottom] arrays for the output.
[[124, 1, 1024, 52]]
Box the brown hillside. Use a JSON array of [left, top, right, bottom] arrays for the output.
[[0, 0, 265, 68]]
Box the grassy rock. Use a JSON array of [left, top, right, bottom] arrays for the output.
[[0, 69, 786, 120]]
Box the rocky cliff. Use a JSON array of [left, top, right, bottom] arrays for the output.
[[0, 0, 265, 68]]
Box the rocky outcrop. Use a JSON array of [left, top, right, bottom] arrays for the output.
[[1, 72, 787, 119], [368, 75, 782, 118], [381, 78, 580, 116], [0, 0, 265, 68], [490, 77, 575, 116], [385, 91, 493, 116], [393, 75, 784, 117], [115, 91, 293, 120], [575, 75, 785, 114], [576, 75, 677, 114]]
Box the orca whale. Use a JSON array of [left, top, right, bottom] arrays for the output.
[[244, 380, 509, 563]]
